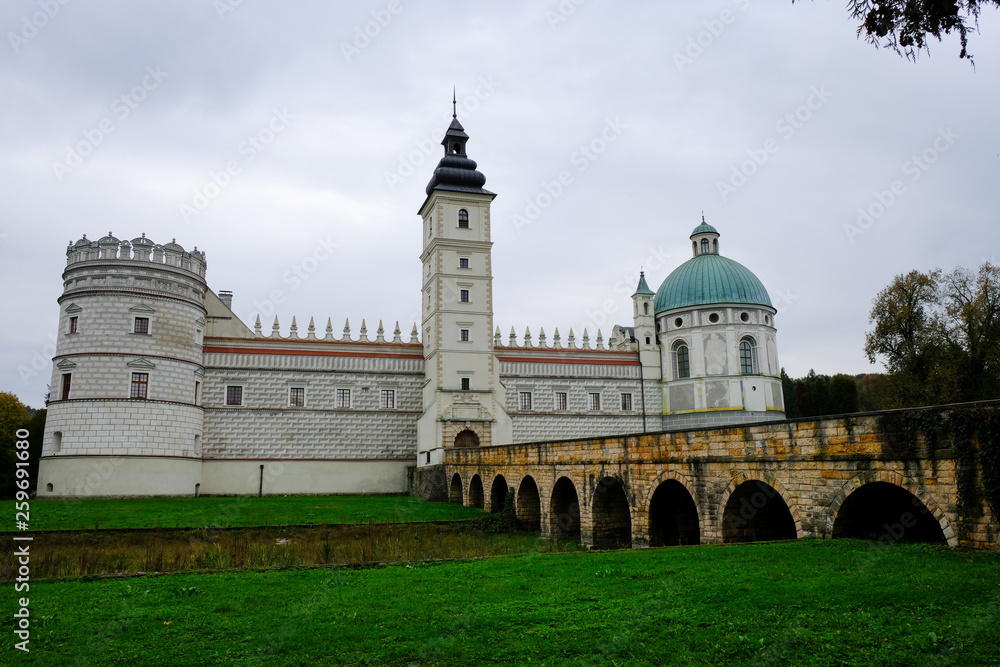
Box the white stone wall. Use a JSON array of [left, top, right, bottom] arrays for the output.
[[42, 401, 204, 459], [500, 355, 663, 443], [201, 347, 423, 459]]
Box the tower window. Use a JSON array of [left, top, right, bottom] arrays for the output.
[[133, 317, 150, 334], [459, 257, 469, 269], [673, 342, 690, 379], [460, 329, 470, 342], [645, 336, 651, 345], [461, 378, 470, 391], [740, 338, 758, 375], [518, 392, 532, 410], [701, 238, 709, 254], [61, 373, 72, 401], [130, 373, 149, 400], [69, 316, 78, 334], [226, 385, 243, 406], [336, 388, 351, 408], [460, 289, 470, 303], [458, 209, 469, 228], [195, 381, 201, 405], [643, 303, 649, 315]]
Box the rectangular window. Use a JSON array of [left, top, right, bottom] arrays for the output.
[[460, 329, 469, 342], [194, 381, 201, 405], [555, 391, 567, 410], [461, 378, 470, 391], [69, 316, 78, 334], [61, 373, 72, 401], [460, 289, 470, 303], [518, 391, 532, 410], [336, 388, 351, 408], [289, 387, 305, 407], [459, 257, 469, 269], [621, 393, 633, 411], [380, 389, 395, 409], [134, 317, 149, 334], [588, 392, 601, 411], [226, 385, 243, 406], [130, 373, 149, 400]]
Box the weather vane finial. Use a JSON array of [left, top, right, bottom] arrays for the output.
[[452, 86, 457, 119], [702, 211, 705, 224]]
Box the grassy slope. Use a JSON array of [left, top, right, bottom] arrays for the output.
[[15, 540, 1000, 666], [4, 495, 485, 531]]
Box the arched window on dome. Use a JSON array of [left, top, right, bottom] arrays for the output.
[[700, 238, 709, 255], [458, 209, 469, 228], [672, 341, 690, 380], [739, 337, 758, 375], [712, 239, 718, 253]]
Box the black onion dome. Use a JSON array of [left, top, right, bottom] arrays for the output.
[[424, 116, 494, 196], [425, 155, 488, 195]]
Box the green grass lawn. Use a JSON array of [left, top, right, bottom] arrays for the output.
[[5, 495, 485, 531], [12, 540, 1000, 666]]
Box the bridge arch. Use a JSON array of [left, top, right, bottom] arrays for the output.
[[592, 475, 632, 549], [516, 475, 542, 531], [719, 473, 802, 543], [489, 474, 509, 513], [646, 472, 701, 546], [449, 472, 463, 504], [829, 470, 955, 546], [550, 475, 581, 542], [468, 474, 484, 508]]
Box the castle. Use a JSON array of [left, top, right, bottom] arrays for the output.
[[38, 112, 785, 497]]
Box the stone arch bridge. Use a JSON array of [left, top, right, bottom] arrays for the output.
[[438, 402, 999, 550]]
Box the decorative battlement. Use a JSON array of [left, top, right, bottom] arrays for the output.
[[66, 233, 207, 278], [494, 325, 629, 351], [247, 316, 421, 345]]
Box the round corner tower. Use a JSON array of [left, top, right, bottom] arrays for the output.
[[37, 233, 208, 496]]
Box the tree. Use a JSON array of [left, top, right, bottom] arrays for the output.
[[941, 263, 1000, 400], [865, 263, 1000, 407], [0, 392, 33, 498], [795, 0, 998, 61]]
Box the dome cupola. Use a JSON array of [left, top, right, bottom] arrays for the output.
[[654, 217, 772, 313], [424, 93, 492, 197]]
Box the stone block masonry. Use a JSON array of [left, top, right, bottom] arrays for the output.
[[443, 402, 1000, 550]]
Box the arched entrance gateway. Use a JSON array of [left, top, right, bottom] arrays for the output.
[[648, 479, 700, 546], [550, 477, 581, 542], [516, 476, 541, 531], [722, 480, 797, 543], [592, 477, 632, 549], [833, 482, 946, 543], [454, 429, 479, 448], [448, 473, 463, 504]]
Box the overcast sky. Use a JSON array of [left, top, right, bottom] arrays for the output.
[[2, 1, 998, 408]]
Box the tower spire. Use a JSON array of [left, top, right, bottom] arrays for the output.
[[452, 87, 457, 119]]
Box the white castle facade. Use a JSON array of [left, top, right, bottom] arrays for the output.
[[38, 114, 785, 498]]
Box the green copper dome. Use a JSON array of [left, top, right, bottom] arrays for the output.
[[654, 253, 772, 312]]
